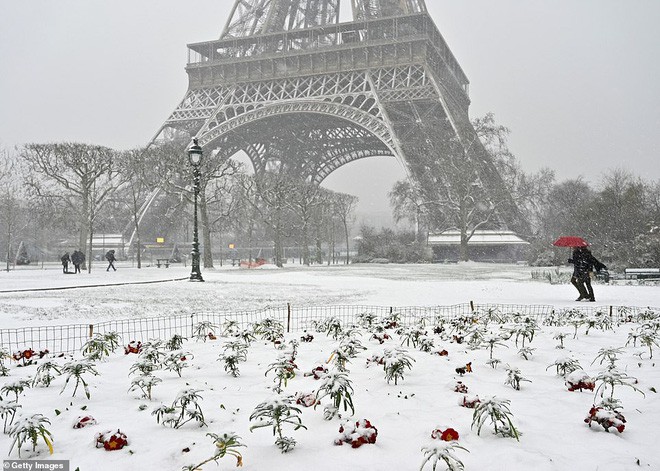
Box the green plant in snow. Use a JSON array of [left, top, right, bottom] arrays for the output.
[[314, 370, 355, 420], [249, 396, 307, 453], [165, 334, 186, 351], [418, 335, 435, 353], [0, 348, 10, 376], [139, 340, 166, 364], [507, 318, 538, 348], [162, 351, 193, 377], [553, 332, 569, 349], [471, 396, 520, 440], [420, 443, 469, 471], [400, 327, 426, 348], [1, 379, 31, 402], [8, 414, 54, 457], [593, 365, 644, 400], [253, 318, 284, 343], [182, 432, 245, 470], [222, 320, 240, 337], [357, 311, 378, 328], [193, 321, 218, 342], [518, 347, 535, 360], [235, 328, 256, 345], [591, 347, 624, 368], [482, 333, 508, 360], [504, 366, 531, 391], [129, 359, 160, 376], [0, 398, 21, 433], [383, 348, 415, 385], [638, 329, 660, 359], [546, 357, 582, 378], [218, 342, 248, 377], [32, 361, 62, 388], [129, 374, 162, 400], [60, 360, 99, 399], [153, 389, 207, 429], [265, 356, 298, 393]]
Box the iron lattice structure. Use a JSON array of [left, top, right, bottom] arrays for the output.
[[145, 0, 525, 235]]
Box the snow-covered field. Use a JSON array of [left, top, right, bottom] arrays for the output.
[[0, 263, 659, 470]]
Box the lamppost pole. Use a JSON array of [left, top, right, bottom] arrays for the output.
[[188, 138, 204, 282]]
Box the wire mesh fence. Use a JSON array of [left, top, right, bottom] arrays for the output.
[[1, 303, 658, 357]]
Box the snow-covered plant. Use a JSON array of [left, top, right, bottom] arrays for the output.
[[162, 351, 192, 377], [471, 396, 520, 440], [314, 370, 355, 420], [585, 405, 626, 433], [165, 334, 186, 351], [139, 340, 166, 364], [418, 335, 435, 353], [486, 358, 502, 369], [566, 314, 585, 339], [565, 370, 595, 392], [183, 432, 245, 470], [383, 311, 400, 329], [81, 332, 121, 361], [383, 348, 415, 385], [129, 359, 160, 376], [235, 328, 256, 345], [334, 419, 378, 448], [222, 320, 240, 337], [553, 332, 569, 349], [0, 398, 21, 433], [8, 414, 54, 457], [60, 360, 99, 399], [420, 443, 469, 471], [265, 356, 298, 393], [518, 347, 535, 360], [465, 326, 487, 350], [129, 374, 162, 400], [482, 333, 508, 360], [593, 366, 644, 400], [218, 341, 248, 377], [337, 336, 367, 359], [507, 318, 539, 348], [591, 347, 624, 368], [31, 361, 61, 388], [357, 311, 378, 328], [547, 357, 582, 378], [254, 318, 284, 343], [638, 328, 660, 359], [249, 396, 307, 453], [153, 389, 206, 429], [401, 327, 427, 348], [328, 346, 351, 372], [584, 312, 613, 335], [504, 366, 531, 390], [193, 321, 218, 342], [324, 317, 344, 340], [1, 379, 31, 402]]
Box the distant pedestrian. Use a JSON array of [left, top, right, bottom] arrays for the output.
[[568, 247, 607, 302], [105, 249, 117, 272], [61, 252, 71, 273], [71, 250, 84, 274]]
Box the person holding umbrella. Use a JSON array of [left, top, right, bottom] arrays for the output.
[[554, 237, 607, 302]]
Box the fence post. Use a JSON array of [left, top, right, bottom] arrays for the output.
[[190, 314, 195, 338], [88, 324, 94, 339], [287, 303, 291, 333], [469, 300, 475, 312]]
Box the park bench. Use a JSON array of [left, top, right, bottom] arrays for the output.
[[156, 258, 170, 268], [624, 268, 660, 280]]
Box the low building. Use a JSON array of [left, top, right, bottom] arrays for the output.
[[428, 230, 530, 263]]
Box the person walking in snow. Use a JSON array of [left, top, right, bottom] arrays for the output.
[[105, 249, 117, 272], [61, 252, 71, 273], [568, 246, 607, 302], [71, 249, 84, 274]]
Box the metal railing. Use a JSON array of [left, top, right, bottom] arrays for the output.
[[1, 303, 657, 356]]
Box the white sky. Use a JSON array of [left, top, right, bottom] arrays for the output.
[[1, 0, 659, 214]]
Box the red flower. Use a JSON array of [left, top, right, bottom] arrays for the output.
[[96, 430, 128, 451], [440, 428, 459, 441], [436, 350, 449, 356], [22, 349, 35, 360]]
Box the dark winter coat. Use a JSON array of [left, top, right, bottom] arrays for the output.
[[569, 248, 607, 280], [61, 253, 70, 265], [71, 250, 84, 266], [105, 250, 116, 262]]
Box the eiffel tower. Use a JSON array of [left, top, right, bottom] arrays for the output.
[[147, 0, 525, 235]]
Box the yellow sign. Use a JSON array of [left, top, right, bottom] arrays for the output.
[[228, 243, 235, 249], [156, 237, 165, 244]]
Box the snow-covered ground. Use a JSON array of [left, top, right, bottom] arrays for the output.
[[0, 263, 659, 470]]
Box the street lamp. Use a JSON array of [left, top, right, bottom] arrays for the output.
[[188, 138, 204, 282]]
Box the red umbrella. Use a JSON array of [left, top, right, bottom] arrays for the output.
[[552, 236, 589, 247]]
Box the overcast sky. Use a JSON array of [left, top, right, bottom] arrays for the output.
[[1, 0, 659, 215]]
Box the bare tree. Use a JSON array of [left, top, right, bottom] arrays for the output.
[[20, 143, 121, 270], [333, 193, 358, 265], [0, 148, 22, 271]]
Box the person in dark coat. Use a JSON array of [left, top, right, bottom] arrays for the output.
[[61, 252, 71, 273], [568, 247, 607, 302], [105, 249, 117, 272], [71, 250, 84, 274]]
